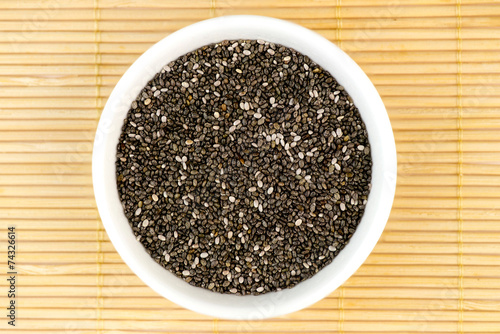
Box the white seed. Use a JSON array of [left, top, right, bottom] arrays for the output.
[[182, 270, 190, 276], [243, 50, 251, 55], [158, 235, 166, 241], [264, 245, 271, 252], [269, 97, 275, 104], [257, 180, 263, 188], [200, 252, 209, 258], [135, 208, 141, 216], [296, 168, 302, 175], [144, 98, 151, 105], [267, 187, 274, 195], [298, 152, 305, 159], [329, 246, 337, 252], [142, 219, 149, 227], [358, 145, 365, 151], [228, 231, 233, 239], [254, 112, 262, 119], [340, 203, 346, 211], [294, 135, 301, 142], [161, 116, 167, 123], [214, 111, 220, 118], [267, 49, 275, 55], [248, 187, 257, 192], [152, 194, 158, 202], [256, 287, 264, 292], [185, 139, 193, 145], [295, 219, 303, 226], [181, 82, 189, 88], [165, 254, 170, 262], [253, 199, 259, 208], [229, 196, 236, 203]]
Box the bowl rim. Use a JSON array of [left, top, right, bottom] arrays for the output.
[[92, 15, 397, 320]]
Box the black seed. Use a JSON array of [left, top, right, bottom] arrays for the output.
[[115, 39, 372, 296]]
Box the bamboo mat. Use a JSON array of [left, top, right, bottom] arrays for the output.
[[1, 0, 500, 332]]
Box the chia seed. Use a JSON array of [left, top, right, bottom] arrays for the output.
[[116, 39, 372, 296]]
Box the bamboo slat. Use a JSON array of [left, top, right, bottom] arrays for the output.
[[6, 308, 500, 323], [1, 0, 500, 333], [1, 0, 497, 9], [3, 29, 500, 44], [3, 228, 500, 243], [3, 218, 500, 231], [2, 51, 500, 66], [0, 253, 499, 269], [12, 296, 500, 312]]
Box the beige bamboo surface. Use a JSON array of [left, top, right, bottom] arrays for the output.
[[0, 0, 500, 332]]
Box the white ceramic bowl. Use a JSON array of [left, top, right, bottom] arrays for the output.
[[93, 15, 397, 320]]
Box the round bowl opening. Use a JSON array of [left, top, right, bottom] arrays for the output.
[[93, 15, 397, 320]]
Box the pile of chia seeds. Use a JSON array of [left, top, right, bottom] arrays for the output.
[[116, 39, 372, 295]]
